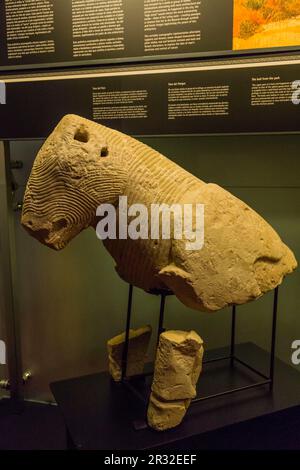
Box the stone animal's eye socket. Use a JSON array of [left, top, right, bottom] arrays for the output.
[[74, 127, 89, 143], [100, 147, 109, 157]]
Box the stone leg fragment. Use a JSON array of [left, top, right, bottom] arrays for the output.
[[147, 330, 204, 431], [107, 325, 152, 382]]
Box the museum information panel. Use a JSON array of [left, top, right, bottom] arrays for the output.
[[1, 60, 300, 138], [1, 0, 300, 70]]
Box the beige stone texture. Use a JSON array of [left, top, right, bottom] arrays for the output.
[[147, 330, 204, 431], [21, 114, 297, 312], [107, 325, 152, 382]]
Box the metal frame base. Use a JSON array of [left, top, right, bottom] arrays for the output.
[[120, 284, 279, 427]]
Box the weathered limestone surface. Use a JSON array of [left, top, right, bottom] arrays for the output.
[[21, 114, 297, 312], [107, 325, 152, 382], [147, 330, 204, 431]]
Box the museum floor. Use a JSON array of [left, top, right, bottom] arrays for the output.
[[0, 398, 300, 450]]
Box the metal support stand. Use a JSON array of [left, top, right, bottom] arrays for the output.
[[121, 284, 133, 381], [269, 286, 279, 391], [121, 283, 279, 415], [157, 294, 166, 346], [230, 306, 236, 365]]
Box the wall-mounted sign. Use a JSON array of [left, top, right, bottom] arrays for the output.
[[1, 0, 300, 71], [1, 58, 300, 139]]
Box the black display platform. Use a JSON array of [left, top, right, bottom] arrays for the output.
[[50, 343, 300, 450]]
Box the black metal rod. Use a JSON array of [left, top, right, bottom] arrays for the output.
[[157, 294, 166, 347], [203, 355, 231, 365], [192, 380, 271, 403], [234, 356, 269, 380], [230, 305, 236, 362], [269, 287, 279, 390], [121, 284, 133, 381], [122, 285, 280, 418], [129, 357, 232, 379], [127, 354, 270, 381], [123, 380, 148, 405]]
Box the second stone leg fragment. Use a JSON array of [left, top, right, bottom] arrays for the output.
[[107, 325, 152, 382], [147, 330, 204, 431]]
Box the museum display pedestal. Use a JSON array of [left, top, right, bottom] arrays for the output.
[[50, 343, 300, 450]]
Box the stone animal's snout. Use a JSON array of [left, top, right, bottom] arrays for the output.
[[21, 157, 76, 251], [21, 212, 70, 250], [21, 114, 129, 250]]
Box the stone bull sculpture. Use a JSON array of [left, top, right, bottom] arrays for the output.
[[21, 114, 297, 312]]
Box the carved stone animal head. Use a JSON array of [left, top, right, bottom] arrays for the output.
[[21, 115, 129, 249]]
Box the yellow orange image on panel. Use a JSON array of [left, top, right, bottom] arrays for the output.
[[233, 0, 300, 50]]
